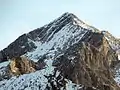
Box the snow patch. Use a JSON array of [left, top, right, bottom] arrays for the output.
[[0, 61, 10, 68], [114, 68, 120, 86], [61, 79, 83, 90], [118, 55, 120, 60], [21, 46, 25, 49]]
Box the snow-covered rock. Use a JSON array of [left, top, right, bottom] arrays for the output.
[[0, 12, 120, 90]]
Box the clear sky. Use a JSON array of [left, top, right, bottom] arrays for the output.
[[0, 0, 120, 50]]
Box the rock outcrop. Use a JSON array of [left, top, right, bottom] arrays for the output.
[[53, 32, 119, 90], [9, 56, 36, 76]]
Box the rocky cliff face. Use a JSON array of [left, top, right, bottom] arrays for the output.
[[102, 31, 120, 54], [0, 12, 120, 90], [53, 32, 119, 90]]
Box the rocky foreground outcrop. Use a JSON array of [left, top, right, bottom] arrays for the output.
[[0, 56, 45, 81], [9, 56, 36, 75]]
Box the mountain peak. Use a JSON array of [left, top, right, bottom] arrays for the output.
[[0, 12, 120, 90], [57, 12, 92, 30], [61, 12, 83, 22], [61, 12, 77, 18], [55, 12, 78, 24]]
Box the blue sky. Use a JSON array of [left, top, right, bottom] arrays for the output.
[[0, 0, 120, 50]]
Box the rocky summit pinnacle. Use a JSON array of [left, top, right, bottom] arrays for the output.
[[0, 12, 120, 90]]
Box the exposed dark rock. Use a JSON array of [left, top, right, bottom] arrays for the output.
[[53, 32, 119, 90], [0, 34, 37, 62]]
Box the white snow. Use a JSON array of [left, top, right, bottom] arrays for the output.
[[73, 18, 89, 29], [118, 55, 120, 60], [61, 79, 83, 90], [55, 70, 60, 77], [0, 59, 55, 90], [115, 77, 120, 86], [21, 46, 25, 49], [68, 56, 76, 60], [73, 17, 97, 32], [0, 61, 10, 68], [25, 23, 87, 62], [114, 68, 120, 86]]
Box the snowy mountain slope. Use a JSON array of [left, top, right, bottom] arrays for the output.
[[25, 23, 88, 62], [0, 13, 100, 63], [0, 58, 84, 90], [0, 59, 54, 90], [0, 12, 120, 90]]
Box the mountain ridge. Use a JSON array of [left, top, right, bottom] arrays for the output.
[[0, 13, 111, 62], [0, 12, 120, 90]]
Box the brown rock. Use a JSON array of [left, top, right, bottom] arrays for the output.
[[9, 56, 36, 76], [53, 32, 120, 90]]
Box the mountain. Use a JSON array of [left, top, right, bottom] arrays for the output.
[[0, 12, 120, 90]]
